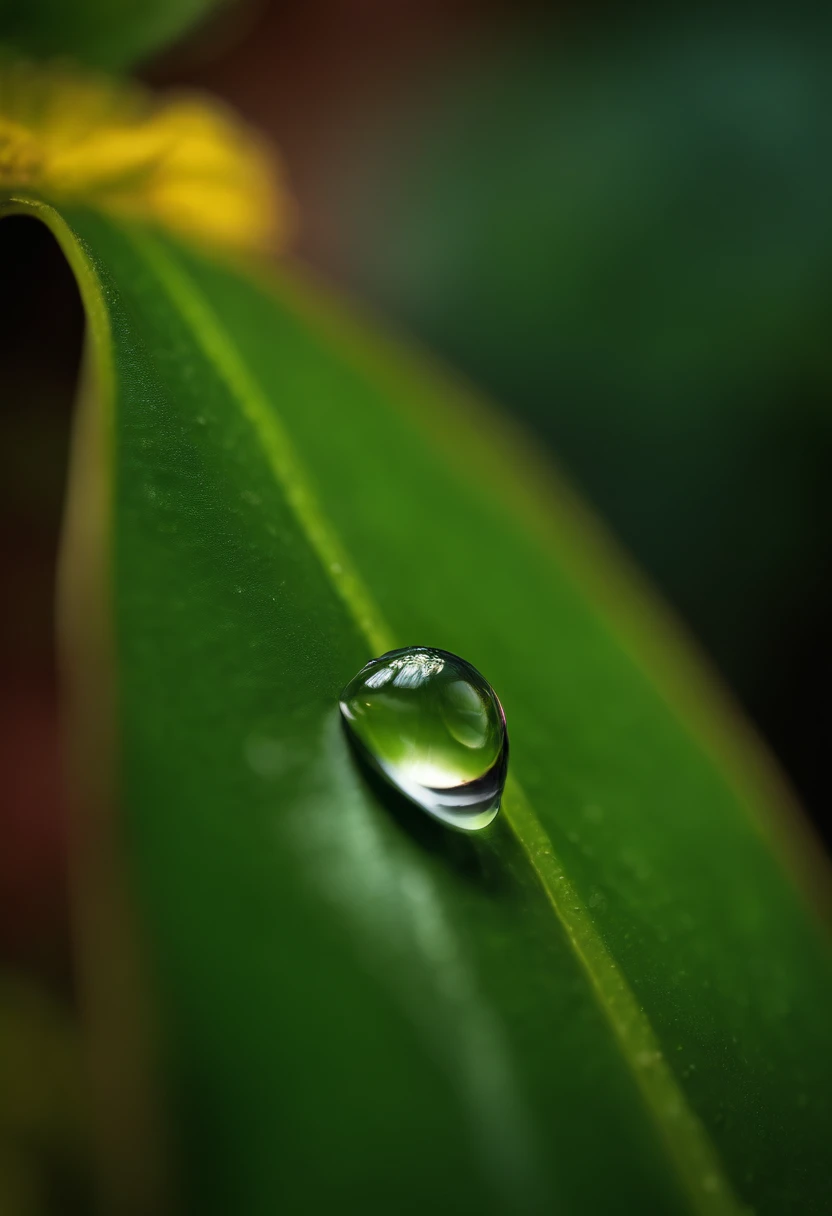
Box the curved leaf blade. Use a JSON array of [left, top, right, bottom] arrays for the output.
[[5, 197, 830, 1213]]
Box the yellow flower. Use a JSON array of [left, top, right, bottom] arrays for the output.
[[0, 57, 291, 254]]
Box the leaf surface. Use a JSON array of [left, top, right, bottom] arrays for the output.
[[3, 197, 831, 1215]]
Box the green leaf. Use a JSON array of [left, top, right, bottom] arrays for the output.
[[3, 197, 830, 1215], [0, 0, 227, 71], [336, 25, 832, 703]]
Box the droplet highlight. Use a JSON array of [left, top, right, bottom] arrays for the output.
[[339, 646, 508, 830]]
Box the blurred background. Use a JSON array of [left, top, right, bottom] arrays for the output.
[[1, 0, 830, 995]]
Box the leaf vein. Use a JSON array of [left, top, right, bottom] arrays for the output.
[[127, 226, 745, 1216]]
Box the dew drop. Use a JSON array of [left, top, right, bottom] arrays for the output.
[[339, 646, 508, 831]]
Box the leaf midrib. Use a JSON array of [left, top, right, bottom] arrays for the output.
[[87, 216, 745, 1216]]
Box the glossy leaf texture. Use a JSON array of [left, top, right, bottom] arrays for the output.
[[4, 198, 831, 1215]]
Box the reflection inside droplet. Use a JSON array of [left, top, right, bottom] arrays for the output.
[[339, 646, 508, 830]]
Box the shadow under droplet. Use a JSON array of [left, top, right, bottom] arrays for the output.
[[341, 721, 513, 899]]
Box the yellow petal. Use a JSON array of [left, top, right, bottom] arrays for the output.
[[0, 57, 292, 255]]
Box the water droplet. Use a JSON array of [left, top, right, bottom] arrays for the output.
[[339, 646, 508, 831]]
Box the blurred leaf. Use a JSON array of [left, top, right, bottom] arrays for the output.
[[334, 20, 832, 704], [0, 0, 227, 71], [2, 195, 830, 1214]]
